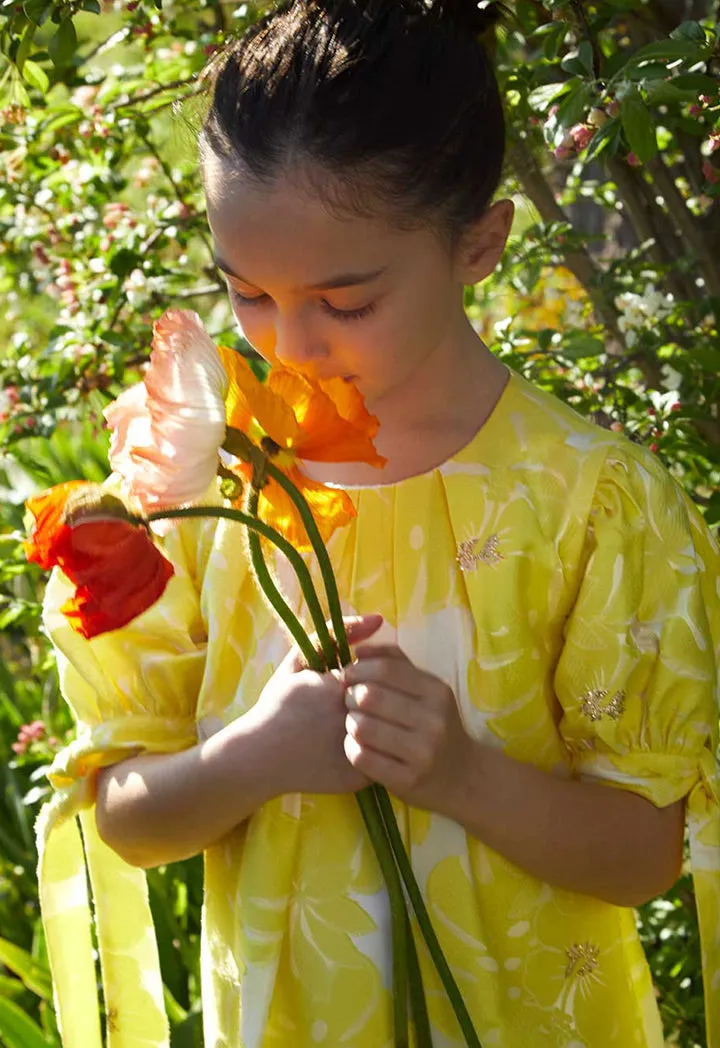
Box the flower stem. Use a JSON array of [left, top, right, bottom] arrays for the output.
[[246, 490, 339, 671], [375, 787, 482, 1047], [266, 463, 352, 665], [146, 506, 327, 672], [356, 788, 410, 1048], [405, 908, 433, 1048]]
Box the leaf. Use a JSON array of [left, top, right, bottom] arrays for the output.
[[622, 38, 707, 72], [109, 248, 138, 280], [620, 86, 658, 163], [556, 81, 592, 129], [21, 59, 49, 94], [81, 0, 101, 10], [561, 41, 593, 77], [670, 21, 706, 44], [584, 118, 620, 162], [527, 81, 571, 113], [48, 18, 77, 67], [0, 997, 52, 1048], [15, 21, 37, 74], [0, 937, 53, 1000], [559, 333, 605, 360], [22, 0, 51, 25]]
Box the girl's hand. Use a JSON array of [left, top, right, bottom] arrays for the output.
[[341, 644, 474, 813], [248, 614, 383, 797]]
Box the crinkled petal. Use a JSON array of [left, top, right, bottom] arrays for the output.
[[24, 481, 88, 569], [218, 345, 300, 449], [104, 310, 228, 518], [268, 370, 386, 466]]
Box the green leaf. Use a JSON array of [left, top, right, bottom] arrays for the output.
[[15, 20, 37, 74], [81, 0, 101, 10], [561, 41, 594, 77], [620, 87, 658, 163], [21, 58, 49, 93], [109, 248, 138, 280], [22, 0, 51, 25], [0, 937, 53, 1000], [670, 21, 706, 44], [48, 18, 77, 67], [556, 81, 592, 128], [584, 118, 620, 162], [622, 38, 707, 72], [527, 81, 571, 113], [0, 996, 52, 1048], [559, 333, 605, 360]]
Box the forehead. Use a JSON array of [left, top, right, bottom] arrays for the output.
[[203, 154, 433, 285]]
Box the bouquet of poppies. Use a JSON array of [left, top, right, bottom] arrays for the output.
[[24, 309, 481, 1048]]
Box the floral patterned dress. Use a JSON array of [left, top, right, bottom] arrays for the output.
[[37, 370, 720, 1048]]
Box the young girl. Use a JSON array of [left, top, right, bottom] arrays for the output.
[[37, 1, 720, 1046]]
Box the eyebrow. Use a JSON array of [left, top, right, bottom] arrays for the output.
[[213, 254, 386, 291]]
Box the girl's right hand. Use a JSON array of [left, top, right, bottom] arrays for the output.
[[247, 614, 384, 797]]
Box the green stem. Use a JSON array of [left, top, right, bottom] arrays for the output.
[[266, 463, 352, 665], [246, 490, 338, 671], [356, 788, 410, 1048], [146, 506, 326, 671], [375, 787, 482, 1048], [405, 908, 433, 1047]]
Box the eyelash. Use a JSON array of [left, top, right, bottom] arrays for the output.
[[228, 288, 376, 323]]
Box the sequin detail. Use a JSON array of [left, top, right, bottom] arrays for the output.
[[579, 688, 625, 722], [457, 534, 502, 572], [565, 942, 600, 980]]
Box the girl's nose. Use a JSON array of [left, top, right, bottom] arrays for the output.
[[273, 312, 329, 373]]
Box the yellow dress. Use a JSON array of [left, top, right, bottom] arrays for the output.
[[36, 370, 720, 1048]]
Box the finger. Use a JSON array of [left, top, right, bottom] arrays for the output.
[[344, 681, 419, 729], [285, 614, 384, 674], [344, 614, 384, 645], [343, 655, 437, 701], [346, 709, 419, 763], [344, 733, 413, 792]]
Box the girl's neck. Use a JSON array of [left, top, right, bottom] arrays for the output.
[[302, 320, 509, 487]]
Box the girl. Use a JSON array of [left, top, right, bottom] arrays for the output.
[[38, 2, 720, 1046]]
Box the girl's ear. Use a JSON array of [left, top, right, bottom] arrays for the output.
[[455, 198, 514, 286]]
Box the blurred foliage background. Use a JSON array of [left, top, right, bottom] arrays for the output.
[[0, 0, 718, 1044]]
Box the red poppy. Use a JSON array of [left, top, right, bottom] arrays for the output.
[[24, 482, 174, 639]]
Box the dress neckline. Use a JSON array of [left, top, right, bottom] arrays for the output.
[[299, 366, 517, 493]]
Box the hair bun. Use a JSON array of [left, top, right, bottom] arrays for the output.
[[433, 0, 504, 36]]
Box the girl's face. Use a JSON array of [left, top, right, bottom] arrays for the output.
[[204, 160, 477, 407]]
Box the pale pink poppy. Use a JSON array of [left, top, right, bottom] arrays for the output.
[[104, 309, 228, 530]]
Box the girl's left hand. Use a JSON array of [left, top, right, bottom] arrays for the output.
[[341, 644, 475, 813]]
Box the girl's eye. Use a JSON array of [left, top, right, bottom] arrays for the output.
[[228, 283, 376, 322], [228, 287, 269, 306], [322, 301, 376, 322]]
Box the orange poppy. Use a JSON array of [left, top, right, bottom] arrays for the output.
[[25, 482, 174, 639], [217, 348, 386, 549]]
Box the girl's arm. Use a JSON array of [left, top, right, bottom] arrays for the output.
[[96, 709, 281, 869], [437, 741, 685, 908], [342, 645, 685, 908]]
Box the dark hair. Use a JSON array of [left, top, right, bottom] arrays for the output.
[[200, 0, 506, 239]]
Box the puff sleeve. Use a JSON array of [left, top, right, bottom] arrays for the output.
[[36, 512, 220, 1048], [554, 445, 720, 1046]]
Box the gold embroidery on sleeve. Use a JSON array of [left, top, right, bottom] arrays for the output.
[[565, 942, 600, 980], [457, 534, 502, 572], [579, 688, 626, 722]]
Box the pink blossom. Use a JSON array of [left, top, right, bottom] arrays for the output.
[[702, 159, 719, 184], [688, 104, 702, 117], [554, 145, 573, 160], [11, 742, 26, 755], [627, 152, 641, 167], [570, 123, 594, 152], [104, 309, 229, 530]]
